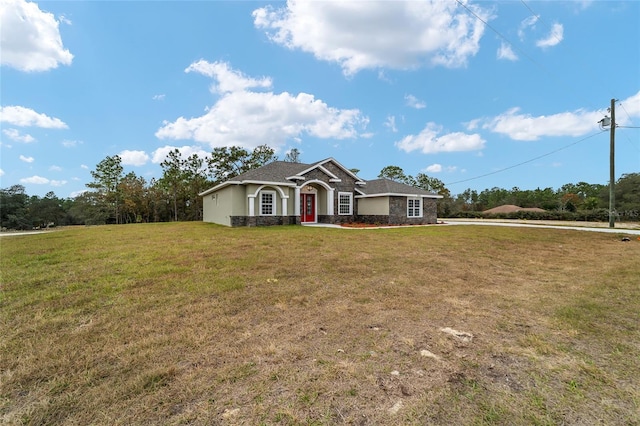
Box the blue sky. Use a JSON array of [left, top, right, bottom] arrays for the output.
[[1, 0, 639, 198]]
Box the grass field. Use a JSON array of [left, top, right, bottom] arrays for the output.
[[1, 222, 639, 425]]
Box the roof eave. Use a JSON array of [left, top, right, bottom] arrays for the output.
[[198, 181, 241, 197], [199, 179, 297, 197], [355, 192, 443, 199], [241, 180, 297, 187], [296, 157, 362, 182]]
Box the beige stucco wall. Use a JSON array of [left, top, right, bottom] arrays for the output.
[[202, 185, 245, 226], [204, 184, 299, 226], [357, 197, 390, 215], [316, 189, 327, 215], [285, 187, 296, 215]]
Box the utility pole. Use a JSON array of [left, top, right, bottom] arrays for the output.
[[608, 98, 616, 228]]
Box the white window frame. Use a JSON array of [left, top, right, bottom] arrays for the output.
[[407, 197, 422, 218], [260, 190, 276, 216], [338, 192, 353, 215]]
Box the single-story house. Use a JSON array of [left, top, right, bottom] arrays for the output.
[[199, 158, 442, 227]]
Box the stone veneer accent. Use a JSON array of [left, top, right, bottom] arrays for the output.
[[355, 214, 392, 225], [385, 196, 438, 225], [230, 216, 248, 227], [231, 216, 299, 227], [230, 198, 437, 227]]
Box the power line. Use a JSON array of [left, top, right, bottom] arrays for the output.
[[455, 0, 598, 110], [613, 101, 640, 154], [519, 1, 639, 127], [618, 99, 636, 125], [454, 0, 539, 66], [519, 1, 564, 48], [450, 2, 637, 188], [444, 131, 606, 186]]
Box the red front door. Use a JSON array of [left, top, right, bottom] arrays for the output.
[[301, 193, 316, 223]]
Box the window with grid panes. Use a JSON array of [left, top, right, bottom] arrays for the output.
[[260, 191, 276, 216], [338, 192, 352, 215], [407, 198, 422, 218]]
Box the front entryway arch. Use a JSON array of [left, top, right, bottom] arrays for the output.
[[295, 180, 334, 224]]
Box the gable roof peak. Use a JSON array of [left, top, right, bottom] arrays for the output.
[[298, 157, 363, 183]]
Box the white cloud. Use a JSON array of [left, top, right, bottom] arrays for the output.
[[497, 41, 518, 61], [618, 90, 640, 121], [19, 154, 34, 163], [377, 70, 393, 83], [0, 169, 4, 177], [473, 91, 639, 141], [396, 122, 485, 154], [62, 139, 81, 147], [253, 0, 491, 75], [384, 116, 397, 133], [422, 164, 458, 174], [80, 164, 89, 169], [2, 128, 35, 143], [482, 107, 603, 141], [119, 150, 150, 166], [405, 94, 426, 109], [466, 91, 640, 141], [0, 106, 68, 128], [152, 94, 166, 101], [157, 61, 367, 150], [20, 175, 48, 184], [58, 14, 72, 26], [425, 164, 442, 173], [19, 175, 67, 186], [518, 15, 538, 40], [0, 0, 73, 72], [536, 23, 563, 48], [186, 60, 272, 94], [151, 145, 210, 164], [464, 118, 481, 131], [49, 165, 62, 172], [70, 189, 87, 198]]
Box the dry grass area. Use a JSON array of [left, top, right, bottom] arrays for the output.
[[1, 222, 639, 425]]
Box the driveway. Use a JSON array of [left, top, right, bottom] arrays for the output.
[[443, 218, 640, 235]]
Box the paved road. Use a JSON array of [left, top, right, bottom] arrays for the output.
[[443, 219, 640, 235]]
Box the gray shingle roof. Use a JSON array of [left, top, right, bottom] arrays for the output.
[[227, 161, 311, 184], [358, 178, 439, 197], [200, 159, 440, 198]]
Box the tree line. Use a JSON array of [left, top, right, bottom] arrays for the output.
[[1, 146, 639, 229], [377, 165, 639, 221], [1, 145, 283, 229]]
